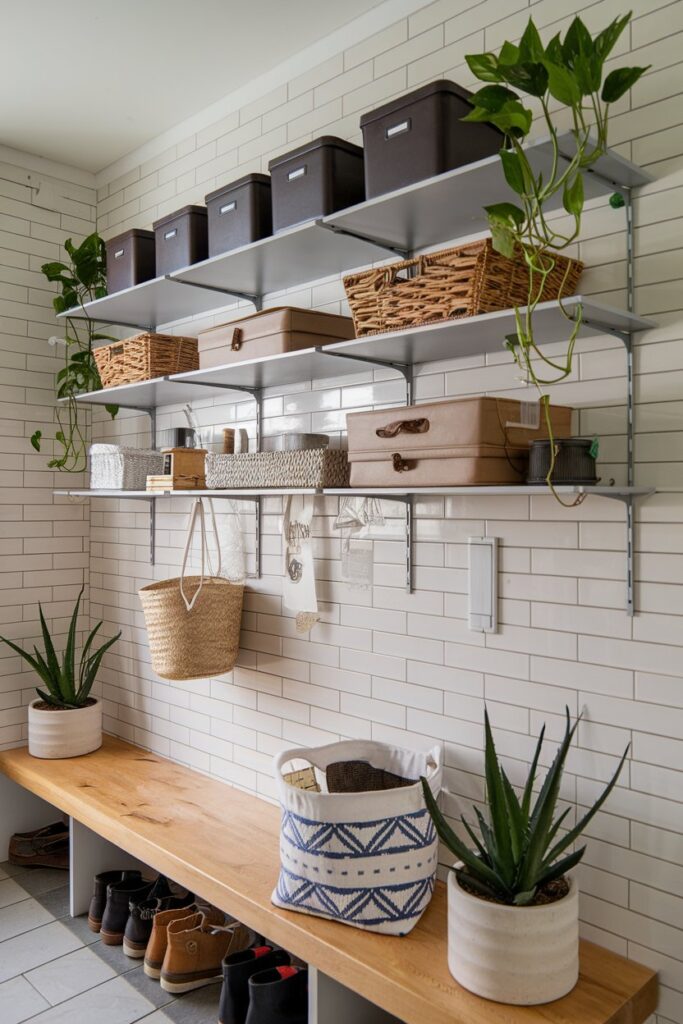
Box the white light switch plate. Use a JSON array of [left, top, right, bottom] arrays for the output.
[[468, 536, 498, 633]]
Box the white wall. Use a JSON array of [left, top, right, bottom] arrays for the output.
[[6, 1, 683, 1021], [0, 151, 96, 746]]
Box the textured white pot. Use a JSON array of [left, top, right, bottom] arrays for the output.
[[28, 698, 102, 759], [447, 865, 579, 1004]]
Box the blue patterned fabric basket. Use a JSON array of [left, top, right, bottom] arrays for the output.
[[272, 739, 443, 935]]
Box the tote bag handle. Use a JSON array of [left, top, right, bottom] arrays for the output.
[[179, 498, 222, 612]]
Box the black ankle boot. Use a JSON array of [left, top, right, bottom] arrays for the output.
[[123, 879, 193, 959], [245, 966, 308, 1024], [87, 870, 142, 933], [100, 876, 155, 945], [219, 946, 290, 1024]]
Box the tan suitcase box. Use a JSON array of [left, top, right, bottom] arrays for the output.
[[198, 306, 355, 368], [346, 397, 573, 487]]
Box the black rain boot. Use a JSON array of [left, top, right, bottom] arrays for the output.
[[100, 875, 155, 945], [88, 869, 142, 933], [245, 966, 308, 1024], [219, 945, 290, 1024]]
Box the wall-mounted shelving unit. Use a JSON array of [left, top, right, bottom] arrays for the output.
[[54, 133, 655, 614]]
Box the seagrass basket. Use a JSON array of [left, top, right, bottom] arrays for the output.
[[94, 333, 198, 389], [139, 575, 243, 680], [205, 449, 350, 489], [343, 239, 583, 337]]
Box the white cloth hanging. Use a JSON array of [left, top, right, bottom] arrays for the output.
[[282, 495, 319, 633]]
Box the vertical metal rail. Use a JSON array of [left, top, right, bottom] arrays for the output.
[[624, 186, 636, 616]]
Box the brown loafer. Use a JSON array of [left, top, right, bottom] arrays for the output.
[[9, 821, 69, 870]]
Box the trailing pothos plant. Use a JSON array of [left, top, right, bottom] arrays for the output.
[[463, 13, 648, 496], [32, 232, 118, 472]]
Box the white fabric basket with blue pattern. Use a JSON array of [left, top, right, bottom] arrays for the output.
[[272, 739, 443, 935]]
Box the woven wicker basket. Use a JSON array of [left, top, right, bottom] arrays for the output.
[[206, 449, 350, 489], [343, 239, 583, 337], [89, 444, 164, 490], [94, 333, 198, 389]]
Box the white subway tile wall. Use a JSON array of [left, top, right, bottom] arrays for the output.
[[3, 0, 683, 1018], [0, 156, 95, 745]]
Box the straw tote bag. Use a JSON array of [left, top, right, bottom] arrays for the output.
[[139, 498, 244, 680]]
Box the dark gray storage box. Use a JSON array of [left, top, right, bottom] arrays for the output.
[[268, 136, 365, 232], [153, 205, 208, 275], [205, 173, 272, 257], [105, 229, 155, 293], [360, 80, 502, 199]]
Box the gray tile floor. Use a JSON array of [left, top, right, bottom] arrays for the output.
[[0, 861, 220, 1024]]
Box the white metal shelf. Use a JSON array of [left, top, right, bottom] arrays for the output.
[[325, 132, 652, 253], [55, 485, 654, 502], [55, 134, 650, 332], [55, 275, 238, 333], [171, 220, 391, 300], [54, 488, 318, 498], [71, 297, 653, 410]]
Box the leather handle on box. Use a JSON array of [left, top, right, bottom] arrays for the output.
[[376, 417, 429, 439], [231, 327, 243, 351], [392, 452, 413, 472]]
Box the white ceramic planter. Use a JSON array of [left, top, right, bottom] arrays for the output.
[[28, 698, 102, 759], [447, 865, 579, 1004]]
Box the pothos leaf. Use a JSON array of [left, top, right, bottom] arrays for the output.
[[601, 66, 650, 104], [30, 430, 42, 452], [563, 173, 584, 217]]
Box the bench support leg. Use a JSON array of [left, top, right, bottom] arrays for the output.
[[0, 773, 60, 861], [69, 818, 151, 916], [309, 967, 403, 1024]]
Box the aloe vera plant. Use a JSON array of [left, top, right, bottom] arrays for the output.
[[421, 708, 628, 906], [0, 588, 120, 709]]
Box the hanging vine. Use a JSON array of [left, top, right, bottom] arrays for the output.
[[32, 232, 118, 472], [463, 12, 648, 496]]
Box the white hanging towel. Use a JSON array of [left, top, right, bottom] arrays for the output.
[[282, 495, 319, 633]]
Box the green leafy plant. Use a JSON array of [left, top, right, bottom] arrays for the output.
[[0, 588, 120, 709], [32, 232, 118, 472], [463, 13, 648, 496], [421, 707, 628, 906]]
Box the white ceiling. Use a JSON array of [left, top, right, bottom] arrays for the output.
[[0, 0, 385, 173]]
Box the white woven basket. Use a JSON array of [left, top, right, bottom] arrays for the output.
[[206, 449, 350, 489], [89, 444, 164, 490]]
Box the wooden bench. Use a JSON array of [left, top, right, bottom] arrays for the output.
[[0, 736, 658, 1024]]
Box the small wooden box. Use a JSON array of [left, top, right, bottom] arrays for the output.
[[146, 448, 207, 491]]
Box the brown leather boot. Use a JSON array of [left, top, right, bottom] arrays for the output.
[[144, 904, 224, 979], [160, 912, 255, 994]]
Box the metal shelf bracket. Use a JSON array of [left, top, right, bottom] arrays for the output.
[[322, 349, 414, 405], [317, 219, 410, 259], [167, 275, 263, 311]]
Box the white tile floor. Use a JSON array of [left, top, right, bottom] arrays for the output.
[[0, 862, 220, 1024]]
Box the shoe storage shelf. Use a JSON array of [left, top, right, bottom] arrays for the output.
[[0, 737, 658, 1024]]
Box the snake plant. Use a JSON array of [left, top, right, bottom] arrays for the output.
[[422, 707, 628, 905], [0, 588, 120, 709], [463, 13, 648, 495]]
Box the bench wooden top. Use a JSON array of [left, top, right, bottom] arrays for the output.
[[0, 737, 657, 1024]]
